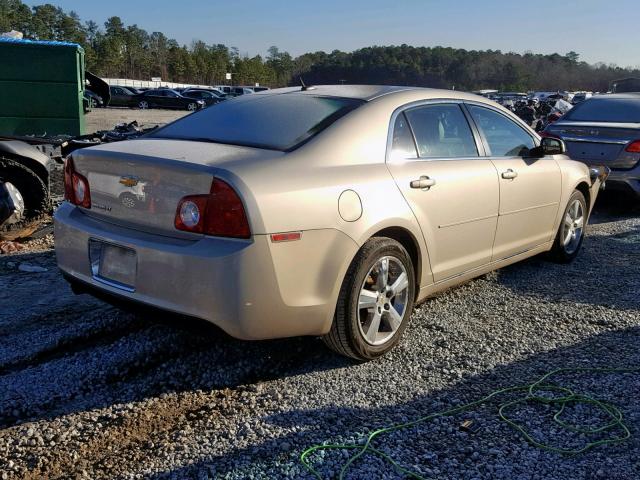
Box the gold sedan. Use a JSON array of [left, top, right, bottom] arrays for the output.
[[55, 86, 607, 360]]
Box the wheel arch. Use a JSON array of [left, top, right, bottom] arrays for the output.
[[369, 225, 423, 299], [575, 181, 591, 214], [0, 141, 51, 186]]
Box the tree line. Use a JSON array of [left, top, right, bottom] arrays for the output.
[[1, 0, 638, 92]]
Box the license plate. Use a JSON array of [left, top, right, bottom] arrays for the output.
[[89, 240, 137, 290], [567, 142, 620, 161]]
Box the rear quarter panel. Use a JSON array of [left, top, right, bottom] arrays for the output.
[[228, 99, 434, 289]]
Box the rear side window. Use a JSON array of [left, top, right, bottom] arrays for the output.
[[563, 98, 640, 123], [404, 104, 478, 158], [150, 94, 364, 151], [390, 112, 417, 160], [467, 105, 535, 156]]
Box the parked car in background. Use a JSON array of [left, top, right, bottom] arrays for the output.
[[55, 85, 606, 360], [109, 85, 137, 107], [544, 93, 640, 197], [181, 88, 226, 106], [133, 89, 205, 111], [83, 89, 104, 110], [494, 92, 528, 105], [233, 87, 254, 96], [571, 92, 593, 104], [121, 86, 143, 95], [218, 87, 255, 97], [252, 86, 270, 92]]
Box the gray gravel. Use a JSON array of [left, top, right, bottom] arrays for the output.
[[0, 196, 638, 479]]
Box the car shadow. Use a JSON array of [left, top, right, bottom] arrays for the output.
[[494, 222, 639, 311], [0, 250, 353, 430], [145, 326, 640, 479], [589, 190, 640, 225]]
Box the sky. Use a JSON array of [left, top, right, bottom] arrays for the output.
[[24, 0, 640, 68]]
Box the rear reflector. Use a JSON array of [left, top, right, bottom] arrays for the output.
[[270, 232, 302, 242], [625, 140, 640, 153]]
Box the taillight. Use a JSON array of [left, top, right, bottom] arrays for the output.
[[174, 178, 250, 238], [625, 140, 640, 153], [63, 157, 91, 208]]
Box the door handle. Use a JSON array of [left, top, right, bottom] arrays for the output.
[[410, 176, 436, 190], [501, 169, 518, 180]]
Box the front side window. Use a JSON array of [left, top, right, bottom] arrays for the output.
[[404, 104, 478, 158], [150, 94, 364, 151], [467, 105, 535, 156]]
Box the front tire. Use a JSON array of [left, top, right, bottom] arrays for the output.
[[187, 102, 198, 111], [323, 237, 415, 361], [138, 100, 149, 109], [549, 190, 587, 263]]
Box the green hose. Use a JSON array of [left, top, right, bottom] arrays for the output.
[[299, 367, 640, 479]]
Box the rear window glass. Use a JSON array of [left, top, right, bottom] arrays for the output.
[[150, 94, 364, 151], [563, 98, 640, 123]]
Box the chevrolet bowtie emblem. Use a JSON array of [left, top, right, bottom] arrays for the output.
[[119, 175, 139, 187]]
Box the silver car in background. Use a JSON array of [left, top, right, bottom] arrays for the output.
[[544, 93, 640, 197]]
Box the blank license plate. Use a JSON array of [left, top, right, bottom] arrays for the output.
[[97, 243, 137, 289]]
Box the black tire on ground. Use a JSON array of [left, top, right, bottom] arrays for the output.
[[0, 157, 49, 240], [322, 237, 416, 361], [187, 102, 197, 111], [549, 190, 587, 263]]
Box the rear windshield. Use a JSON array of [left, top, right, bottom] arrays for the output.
[[149, 94, 364, 151], [563, 98, 640, 123]]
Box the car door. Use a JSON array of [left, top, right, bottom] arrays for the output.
[[144, 90, 162, 108], [465, 104, 561, 261], [386, 102, 500, 282], [163, 90, 181, 108], [110, 87, 127, 107]]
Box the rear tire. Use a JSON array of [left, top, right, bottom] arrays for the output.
[[549, 190, 587, 263], [323, 237, 415, 361]]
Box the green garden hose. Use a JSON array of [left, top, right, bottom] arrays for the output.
[[299, 367, 640, 479]]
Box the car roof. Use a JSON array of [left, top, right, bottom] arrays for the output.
[[262, 85, 415, 100], [590, 93, 640, 100], [259, 85, 498, 106]]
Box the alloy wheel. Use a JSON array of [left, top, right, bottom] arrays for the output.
[[357, 256, 410, 345], [563, 199, 584, 254]]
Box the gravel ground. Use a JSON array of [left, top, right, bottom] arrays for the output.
[[85, 108, 188, 132], [0, 195, 638, 479]]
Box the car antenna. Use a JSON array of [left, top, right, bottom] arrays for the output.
[[299, 77, 315, 91]]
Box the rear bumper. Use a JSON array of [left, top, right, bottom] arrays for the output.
[[54, 203, 358, 340], [605, 168, 640, 196]]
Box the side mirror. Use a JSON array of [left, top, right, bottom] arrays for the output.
[[528, 137, 566, 157]]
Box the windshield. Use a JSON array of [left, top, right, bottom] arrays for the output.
[[149, 94, 364, 151], [563, 98, 640, 123]]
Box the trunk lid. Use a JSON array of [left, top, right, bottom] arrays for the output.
[[71, 138, 283, 237], [547, 121, 640, 168]]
